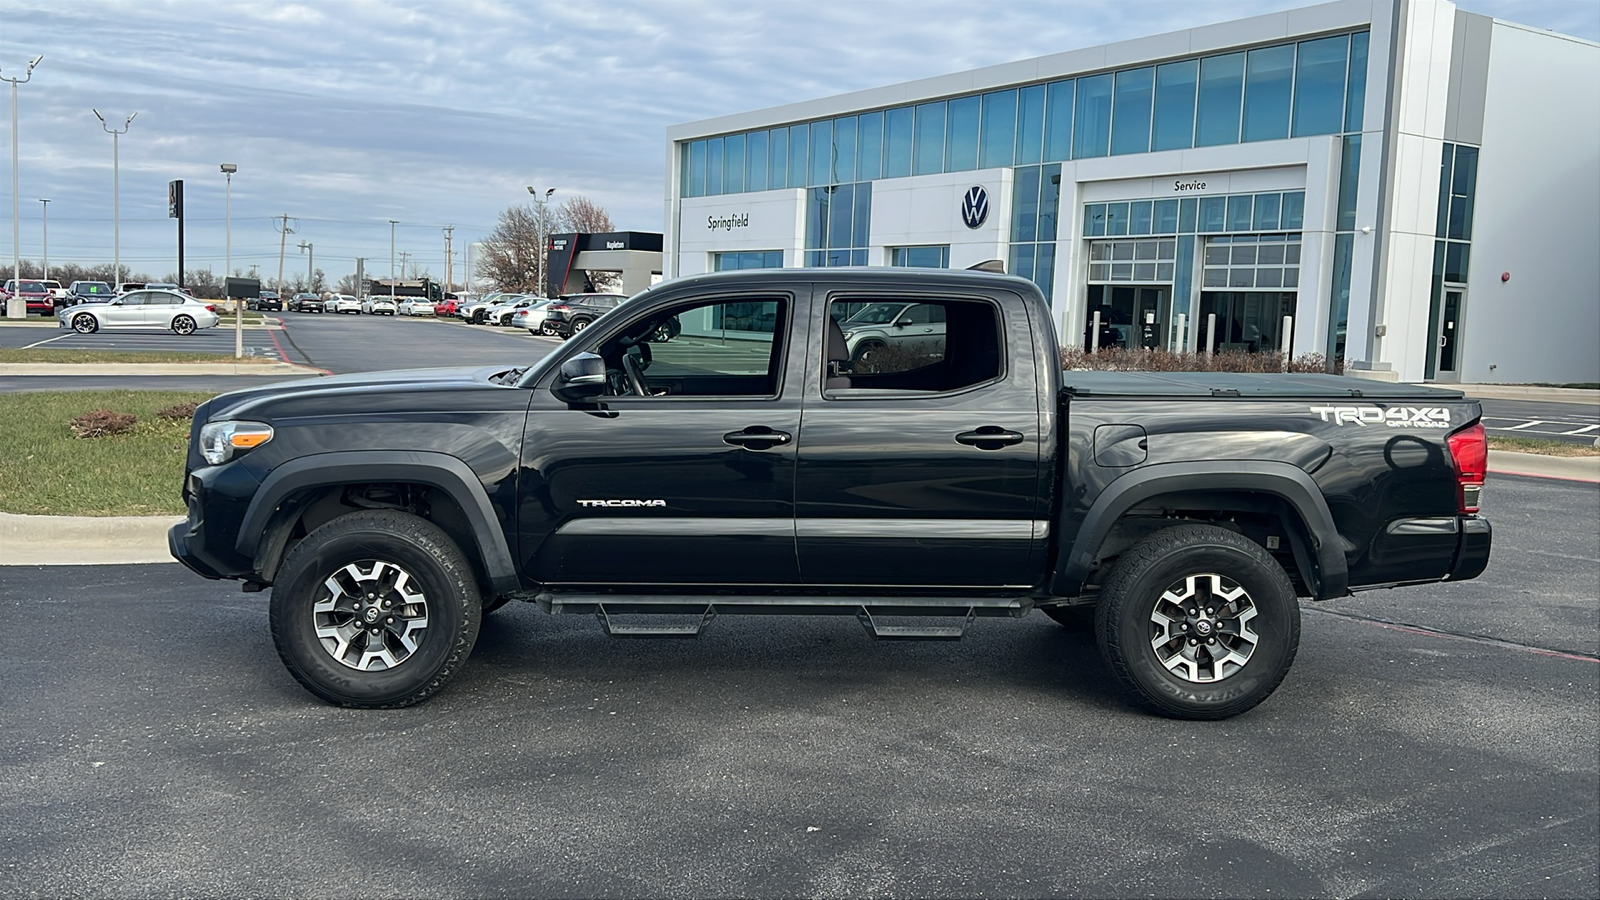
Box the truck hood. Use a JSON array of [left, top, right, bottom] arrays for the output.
[[198, 365, 520, 423]]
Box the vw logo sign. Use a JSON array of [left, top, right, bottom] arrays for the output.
[[960, 186, 989, 229]]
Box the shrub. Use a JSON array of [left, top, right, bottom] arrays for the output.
[[70, 409, 139, 438], [156, 402, 200, 420], [1061, 346, 1341, 375]]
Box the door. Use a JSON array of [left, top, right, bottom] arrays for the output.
[[1434, 289, 1463, 381], [795, 292, 1046, 588], [519, 292, 805, 586], [105, 291, 150, 327]]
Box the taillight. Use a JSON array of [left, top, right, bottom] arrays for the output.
[[1446, 421, 1487, 514]]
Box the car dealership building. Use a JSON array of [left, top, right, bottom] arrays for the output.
[[663, 0, 1598, 384]]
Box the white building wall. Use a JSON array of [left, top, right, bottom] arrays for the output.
[[675, 190, 807, 276], [1460, 23, 1600, 384], [870, 169, 1012, 269]]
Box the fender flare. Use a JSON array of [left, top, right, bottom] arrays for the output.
[[237, 450, 519, 595], [1053, 460, 1348, 599]]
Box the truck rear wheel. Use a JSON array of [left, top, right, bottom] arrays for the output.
[[269, 510, 481, 708], [1094, 524, 1299, 720]]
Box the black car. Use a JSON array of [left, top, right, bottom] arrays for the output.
[[254, 290, 282, 312], [541, 293, 627, 337]]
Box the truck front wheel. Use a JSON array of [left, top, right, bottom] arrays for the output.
[[269, 510, 482, 708], [1095, 524, 1299, 720]]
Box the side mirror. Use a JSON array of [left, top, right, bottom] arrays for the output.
[[551, 352, 607, 403], [895, 318, 913, 328]]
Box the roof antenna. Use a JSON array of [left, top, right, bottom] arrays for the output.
[[967, 259, 1005, 273]]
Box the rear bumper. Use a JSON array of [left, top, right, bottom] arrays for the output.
[[1449, 515, 1492, 582]]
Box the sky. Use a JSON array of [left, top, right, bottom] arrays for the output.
[[2, 0, 1596, 289]]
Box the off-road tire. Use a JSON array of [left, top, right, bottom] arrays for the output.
[[269, 510, 482, 708], [1095, 524, 1299, 720]]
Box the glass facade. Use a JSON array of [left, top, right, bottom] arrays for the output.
[[1426, 142, 1480, 378], [805, 183, 873, 267], [679, 30, 1369, 198], [891, 246, 951, 268], [1083, 191, 1304, 238], [1009, 164, 1062, 299], [714, 250, 785, 271]]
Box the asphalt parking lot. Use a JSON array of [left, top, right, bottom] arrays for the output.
[[1, 474, 1594, 898], [0, 320, 290, 361]]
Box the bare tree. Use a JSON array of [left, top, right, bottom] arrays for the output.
[[555, 196, 615, 234], [476, 205, 545, 293]]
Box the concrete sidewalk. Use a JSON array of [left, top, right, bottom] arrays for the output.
[[3, 450, 1592, 567]]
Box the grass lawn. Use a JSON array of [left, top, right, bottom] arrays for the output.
[[0, 348, 279, 364], [1487, 436, 1600, 457], [0, 391, 215, 516]]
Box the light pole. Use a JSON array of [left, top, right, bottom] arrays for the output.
[[3, 54, 42, 318], [388, 219, 397, 300], [93, 108, 135, 288], [298, 240, 313, 292], [221, 164, 239, 357], [38, 198, 49, 283], [526, 186, 555, 296]]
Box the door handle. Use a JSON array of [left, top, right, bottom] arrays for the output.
[[723, 426, 793, 449], [955, 426, 1025, 449]]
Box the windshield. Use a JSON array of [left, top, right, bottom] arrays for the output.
[[841, 302, 909, 326]]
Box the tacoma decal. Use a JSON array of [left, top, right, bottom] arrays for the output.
[[577, 499, 668, 508]]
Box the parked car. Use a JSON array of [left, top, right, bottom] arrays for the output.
[[482, 296, 545, 326], [1, 279, 54, 316], [58, 288, 220, 334], [836, 300, 947, 365], [508, 299, 558, 335], [67, 281, 116, 306], [397, 298, 435, 316], [433, 299, 459, 317], [361, 296, 398, 316], [329, 295, 362, 314], [462, 293, 515, 323], [540, 293, 628, 337], [253, 290, 283, 312], [39, 280, 67, 309], [289, 293, 324, 313]]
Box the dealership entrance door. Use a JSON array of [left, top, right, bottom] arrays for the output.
[[1084, 285, 1170, 349], [1432, 288, 1464, 381], [1197, 291, 1297, 353]]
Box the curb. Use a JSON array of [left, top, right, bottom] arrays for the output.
[[1455, 383, 1600, 405], [1487, 449, 1600, 483], [1, 512, 183, 566], [0, 361, 325, 376]]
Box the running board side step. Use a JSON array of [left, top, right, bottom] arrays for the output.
[[535, 593, 1029, 640], [594, 604, 716, 638], [856, 607, 975, 641]]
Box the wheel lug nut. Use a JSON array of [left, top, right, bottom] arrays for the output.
[[1179, 623, 1188, 631], [1188, 638, 1197, 646], [370, 628, 380, 635], [386, 617, 394, 624], [1207, 637, 1216, 645]]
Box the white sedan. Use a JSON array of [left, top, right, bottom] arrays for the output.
[[58, 289, 221, 335], [329, 295, 363, 314], [509, 300, 558, 335], [397, 298, 435, 316], [362, 297, 398, 316]]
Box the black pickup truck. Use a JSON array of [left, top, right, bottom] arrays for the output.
[[170, 268, 1491, 719]]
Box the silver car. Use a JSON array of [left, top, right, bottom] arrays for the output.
[[58, 289, 222, 335]]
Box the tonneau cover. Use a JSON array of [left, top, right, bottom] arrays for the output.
[[1061, 371, 1467, 401]]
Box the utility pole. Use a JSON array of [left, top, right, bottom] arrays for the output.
[[442, 225, 454, 294], [38, 198, 49, 283], [92, 108, 134, 287], [274, 214, 298, 297], [3, 54, 42, 317], [297, 240, 313, 292], [526, 186, 555, 296], [398, 251, 411, 281]]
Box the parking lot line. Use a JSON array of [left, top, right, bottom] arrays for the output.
[[21, 334, 71, 350]]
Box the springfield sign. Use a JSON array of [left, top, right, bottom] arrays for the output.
[[708, 213, 750, 233]]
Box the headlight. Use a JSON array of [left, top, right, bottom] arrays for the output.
[[199, 420, 274, 465]]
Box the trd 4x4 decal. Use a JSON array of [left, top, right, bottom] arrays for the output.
[[1309, 406, 1452, 428]]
